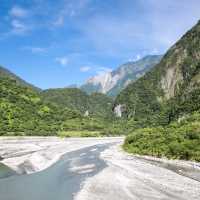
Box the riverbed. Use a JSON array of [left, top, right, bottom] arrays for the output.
[[0, 137, 200, 200]]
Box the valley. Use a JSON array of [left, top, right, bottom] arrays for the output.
[[0, 1, 200, 199]]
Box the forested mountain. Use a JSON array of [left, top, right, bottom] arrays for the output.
[[81, 55, 162, 97], [119, 20, 200, 161], [0, 66, 40, 91], [0, 75, 81, 135], [42, 88, 113, 118], [0, 68, 114, 136], [115, 20, 200, 126]]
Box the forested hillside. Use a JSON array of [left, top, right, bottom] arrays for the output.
[[0, 66, 40, 91], [0, 75, 84, 135], [0, 70, 116, 136], [42, 88, 113, 118], [115, 20, 200, 126], [117, 20, 200, 161]]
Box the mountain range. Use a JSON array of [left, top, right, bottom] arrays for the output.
[[1, 19, 200, 140], [81, 55, 162, 96]]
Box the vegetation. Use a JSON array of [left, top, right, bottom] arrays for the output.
[[1, 20, 200, 163], [0, 66, 40, 91], [58, 130, 101, 138], [42, 88, 113, 118], [115, 20, 200, 127], [123, 112, 200, 161], [118, 20, 200, 161], [0, 75, 84, 136], [0, 72, 119, 136]]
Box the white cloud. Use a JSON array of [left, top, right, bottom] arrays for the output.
[[53, 0, 91, 27], [31, 47, 47, 53], [11, 19, 28, 34], [141, 0, 200, 48], [80, 66, 91, 72], [10, 6, 28, 18], [78, 0, 200, 57], [55, 56, 69, 66], [96, 67, 112, 75], [128, 54, 143, 62], [135, 54, 141, 61], [9, 6, 30, 35], [53, 16, 65, 26], [22, 46, 47, 54]]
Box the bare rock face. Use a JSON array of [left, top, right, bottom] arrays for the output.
[[81, 55, 162, 96], [84, 110, 89, 117], [114, 105, 125, 118]]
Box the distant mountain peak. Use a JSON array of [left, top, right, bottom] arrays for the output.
[[81, 55, 162, 96]]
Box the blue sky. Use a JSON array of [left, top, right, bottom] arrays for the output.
[[0, 0, 200, 89]]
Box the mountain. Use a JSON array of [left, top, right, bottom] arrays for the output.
[[42, 88, 113, 118], [115, 20, 200, 125], [0, 66, 40, 91], [0, 73, 83, 136], [81, 55, 162, 97], [0, 68, 114, 136], [67, 84, 78, 88], [42, 88, 90, 113]]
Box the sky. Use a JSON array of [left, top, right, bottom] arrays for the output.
[[0, 0, 200, 89]]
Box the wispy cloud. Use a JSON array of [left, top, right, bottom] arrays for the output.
[[96, 67, 112, 75], [11, 19, 28, 34], [7, 5, 32, 35], [77, 0, 200, 57], [22, 46, 47, 54], [10, 6, 28, 18], [53, 15, 65, 26], [128, 54, 142, 62], [55, 56, 69, 66], [80, 64, 112, 75], [80, 66, 91, 72], [53, 0, 91, 26]]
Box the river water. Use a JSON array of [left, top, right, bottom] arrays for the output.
[[0, 144, 110, 200]]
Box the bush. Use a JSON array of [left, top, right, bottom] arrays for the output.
[[58, 131, 101, 138], [123, 112, 200, 161]]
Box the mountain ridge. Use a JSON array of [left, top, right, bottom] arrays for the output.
[[81, 55, 162, 96], [0, 66, 41, 91], [115, 20, 200, 125]]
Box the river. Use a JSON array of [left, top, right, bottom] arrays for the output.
[[0, 144, 110, 200]]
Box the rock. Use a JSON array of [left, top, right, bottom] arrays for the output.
[[84, 110, 89, 117], [114, 104, 125, 118]]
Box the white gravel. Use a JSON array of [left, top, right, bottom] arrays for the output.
[[75, 144, 200, 200], [0, 137, 200, 200], [0, 137, 123, 174]]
